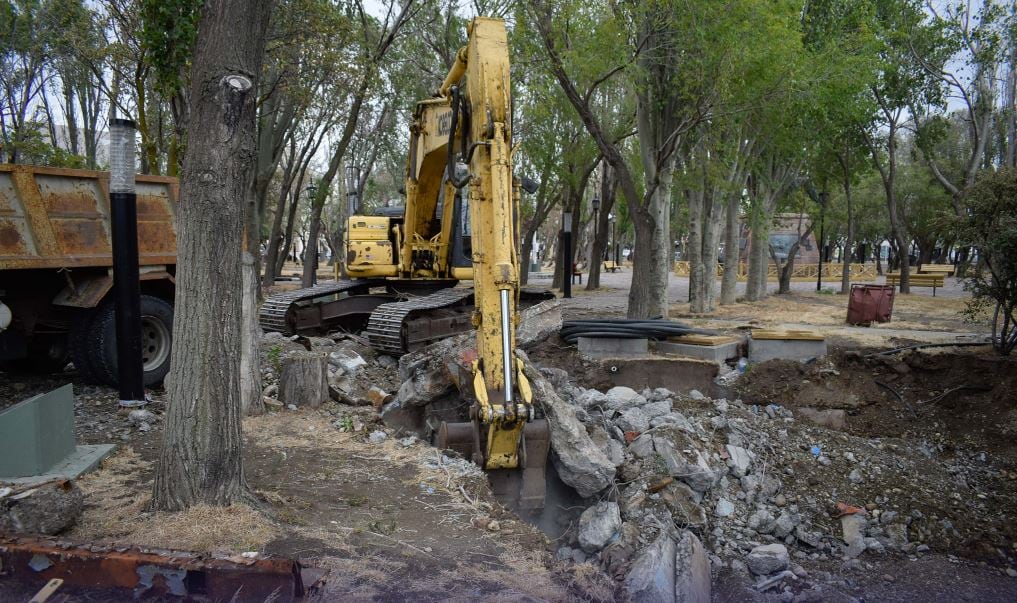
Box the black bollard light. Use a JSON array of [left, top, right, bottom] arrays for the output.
[[109, 118, 145, 407]]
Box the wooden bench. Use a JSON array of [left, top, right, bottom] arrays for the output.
[[603, 260, 621, 273], [918, 264, 955, 277], [885, 272, 945, 296]]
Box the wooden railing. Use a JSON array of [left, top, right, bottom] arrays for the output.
[[672, 261, 878, 282]]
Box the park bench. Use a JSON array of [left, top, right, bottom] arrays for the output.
[[918, 264, 955, 277], [603, 260, 621, 273], [885, 272, 945, 296]]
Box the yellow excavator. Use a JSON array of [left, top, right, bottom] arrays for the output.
[[259, 17, 549, 509]]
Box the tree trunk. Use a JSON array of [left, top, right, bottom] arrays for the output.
[[586, 166, 616, 290], [688, 189, 705, 310], [720, 193, 740, 305], [627, 176, 672, 319], [240, 250, 263, 416], [152, 0, 273, 512], [279, 351, 329, 408]]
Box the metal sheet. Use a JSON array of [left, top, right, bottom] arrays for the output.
[[0, 535, 311, 602]]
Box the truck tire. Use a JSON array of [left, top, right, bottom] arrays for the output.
[[69, 309, 104, 383], [90, 295, 174, 387]]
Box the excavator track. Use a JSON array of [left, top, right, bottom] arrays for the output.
[[366, 288, 475, 355], [259, 279, 385, 335]]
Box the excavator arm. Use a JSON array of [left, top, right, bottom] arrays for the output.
[[435, 18, 548, 509]]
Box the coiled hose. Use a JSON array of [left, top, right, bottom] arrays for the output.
[[559, 318, 715, 344]]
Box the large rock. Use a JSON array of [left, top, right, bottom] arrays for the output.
[[624, 533, 677, 603], [674, 531, 711, 603], [841, 513, 868, 558], [0, 480, 83, 535], [606, 386, 648, 410], [395, 301, 563, 408], [589, 426, 625, 468], [654, 436, 718, 493], [746, 543, 789, 576], [615, 406, 650, 433], [525, 363, 615, 497], [578, 501, 622, 552]]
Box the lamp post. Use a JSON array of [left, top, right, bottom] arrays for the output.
[[109, 118, 144, 407], [344, 164, 361, 217], [816, 191, 828, 292], [306, 183, 318, 285], [562, 209, 573, 299], [612, 214, 620, 265], [591, 196, 600, 261]]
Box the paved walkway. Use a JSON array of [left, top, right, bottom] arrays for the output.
[[543, 268, 969, 315]]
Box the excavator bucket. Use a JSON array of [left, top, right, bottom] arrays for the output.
[[437, 419, 550, 511]]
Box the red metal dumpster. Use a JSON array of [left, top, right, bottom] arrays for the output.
[[846, 284, 895, 326]]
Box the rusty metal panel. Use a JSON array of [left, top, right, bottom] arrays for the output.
[[0, 535, 312, 601], [0, 165, 178, 271]]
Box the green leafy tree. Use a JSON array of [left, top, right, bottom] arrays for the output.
[[954, 168, 1017, 355]]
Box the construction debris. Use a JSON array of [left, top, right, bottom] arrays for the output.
[[0, 534, 316, 602], [0, 481, 82, 535]]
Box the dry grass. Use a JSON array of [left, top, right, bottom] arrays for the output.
[[138, 504, 278, 552], [69, 447, 278, 554]]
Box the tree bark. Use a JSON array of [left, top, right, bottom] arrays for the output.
[[152, 0, 273, 512], [279, 351, 329, 408], [240, 249, 264, 417], [720, 193, 740, 305], [587, 164, 616, 290]]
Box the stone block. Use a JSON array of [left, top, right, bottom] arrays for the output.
[[748, 336, 827, 363], [655, 337, 741, 363], [579, 337, 648, 359], [600, 357, 719, 398]]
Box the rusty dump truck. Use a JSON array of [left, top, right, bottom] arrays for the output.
[[0, 165, 177, 385]]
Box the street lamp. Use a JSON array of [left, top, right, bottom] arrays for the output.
[[816, 191, 828, 292], [562, 209, 573, 299], [344, 164, 361, 216], [306, 182, 319, 285], [591, 196, 600, 265]]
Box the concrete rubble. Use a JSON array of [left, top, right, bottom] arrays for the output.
[[536, 368, 959, 600], [0, 480, 83, 535]]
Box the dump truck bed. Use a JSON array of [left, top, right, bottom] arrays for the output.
[[0, 165, 178, 270]]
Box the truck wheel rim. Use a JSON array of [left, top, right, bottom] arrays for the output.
[[141, 316, 171, 372]]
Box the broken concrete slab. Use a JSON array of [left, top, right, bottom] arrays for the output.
[[624, 532, 677, 603], [746, 543, 789, 576], [395, 301, 564, 409], [579, 336, 648, 359], [578, 501, 622, 553], [525, 363, 615, 498], [674, 531, 711, 603]]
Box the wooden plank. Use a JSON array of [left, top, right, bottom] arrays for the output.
[[669, 334, 739, 346], [29, 578, 64, 603], [751, 329, 824, 341]]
